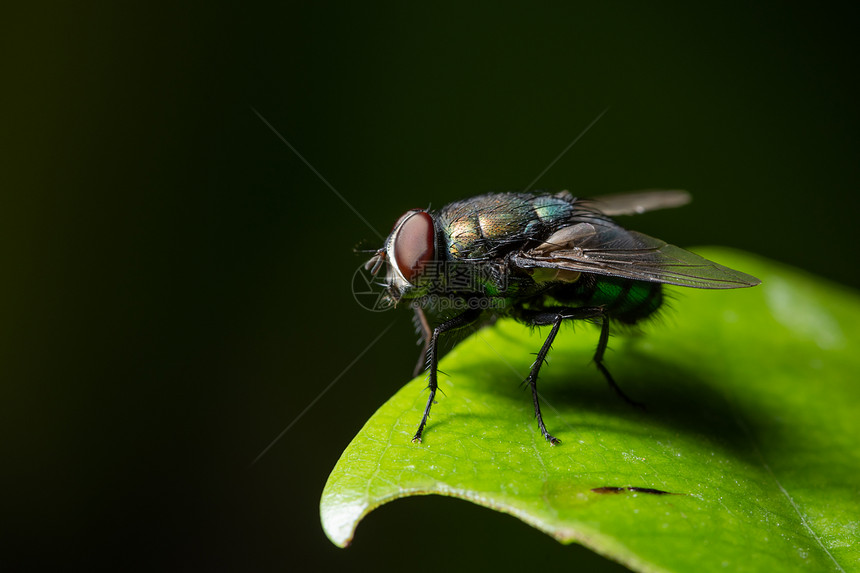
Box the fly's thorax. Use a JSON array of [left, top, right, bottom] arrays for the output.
[[436, 192, 576, 259], [529, 192, 578, 225]]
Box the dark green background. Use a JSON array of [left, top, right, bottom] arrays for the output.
[[3, 3, 858, 571]]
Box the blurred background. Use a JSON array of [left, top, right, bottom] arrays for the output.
[[3, 2, 858, 571]]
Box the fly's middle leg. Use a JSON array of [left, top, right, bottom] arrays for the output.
[[520, 306, 606, 445]]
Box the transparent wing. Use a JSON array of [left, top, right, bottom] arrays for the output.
[[511, 221, 760, 289], [580, 189, 691, 216]]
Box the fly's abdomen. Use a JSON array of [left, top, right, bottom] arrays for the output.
[[566, 275, 663, 324]]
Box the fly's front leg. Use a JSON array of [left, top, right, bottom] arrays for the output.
[[411, 306, 432, 378], [412, 308, 483, 444], [520, 306, 606, 445]]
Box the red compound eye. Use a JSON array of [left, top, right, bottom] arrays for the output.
[[392, 211, 435, 283]]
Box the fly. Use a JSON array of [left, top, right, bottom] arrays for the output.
[[364, 190, 760, 445]]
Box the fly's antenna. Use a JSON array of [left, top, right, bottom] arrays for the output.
[[353, 238, 381, 254]]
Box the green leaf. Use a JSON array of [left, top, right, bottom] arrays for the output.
[[321, 249, 860, 572]]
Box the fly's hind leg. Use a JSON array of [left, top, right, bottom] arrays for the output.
[[594, 317, 645, 410]]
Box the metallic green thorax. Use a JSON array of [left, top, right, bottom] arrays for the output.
[[436, 192, 575, 260]]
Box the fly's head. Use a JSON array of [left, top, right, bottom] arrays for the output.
[[365, 209, 437, 307]]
